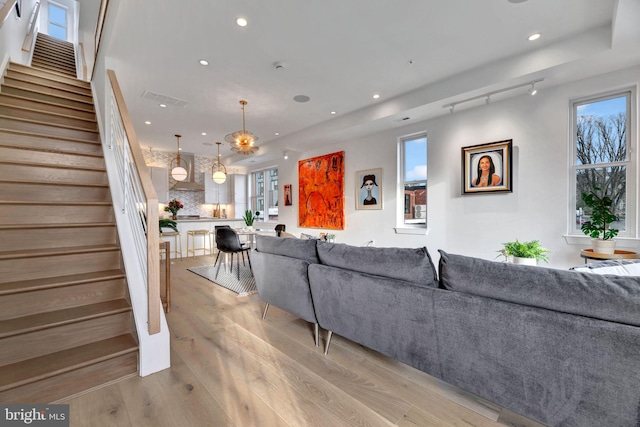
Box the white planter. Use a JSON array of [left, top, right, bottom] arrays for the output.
[[591, 238, 616, 255], [512, 256, 537, 266]]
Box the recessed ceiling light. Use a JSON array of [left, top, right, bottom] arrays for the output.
[[202, 142, 213, 146], [372, 94, 380, 99], [508, 0, 528, 3], [201, 132, 207, 136], [199, 59, 209, 66], [159, 104, 167, 108], [236, 17, 248, 27], [275, 132, 280, 136], [330, 111, 337, 115], [528, 33, 541, 41], [144, 121, 151, 125]]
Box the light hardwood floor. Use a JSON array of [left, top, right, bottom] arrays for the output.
[[62, 255, 546, 427]]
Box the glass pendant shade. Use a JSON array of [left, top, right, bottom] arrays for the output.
[[171, 166, 188, 181], [212, 141, 227, 183]]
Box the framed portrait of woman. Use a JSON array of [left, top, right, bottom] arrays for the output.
[[356, 168, 382, 210], [462, 140, 512, 194]]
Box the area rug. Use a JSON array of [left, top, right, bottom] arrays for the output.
[[188, 264, 257, 297]]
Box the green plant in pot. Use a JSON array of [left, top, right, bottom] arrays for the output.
[[159, 218, 178, 232], [581, 187, 619, 254], [243, 210, 260, 228], [497, 239, 549, 265]]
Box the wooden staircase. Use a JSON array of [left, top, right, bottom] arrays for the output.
[[0, 37, 139, 403], [31, 33, 78, 78]]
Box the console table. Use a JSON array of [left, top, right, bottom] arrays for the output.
[[580, 249, 639, 263]]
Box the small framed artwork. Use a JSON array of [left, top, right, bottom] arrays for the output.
[[284, 184, 292, 206], [356, 168, 382, 210], [462, 139, 512, 194]]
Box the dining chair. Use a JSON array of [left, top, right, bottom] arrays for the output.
[[275, 223, 286, 237], [214, 228, 252, 280], [215, 224, 248, 262]]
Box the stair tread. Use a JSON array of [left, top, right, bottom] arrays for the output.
[[8, 63, 89, 89], [0, 269, 125, 296], [0, 102, 97, 124], [3, 77, 90, 100], [0, 178, 108, 188], [0, 299, 132, 338], [0, 128, 100, 145], [0, 244, 119, 260], [0, 144, 104, 159], [1, 83, 93, 106], [0, 159, 106, 171], [0, 334, 137, 392], [0, 114, 99, 134], [0, 91, 94, 113], [0, 200, 110, 206]]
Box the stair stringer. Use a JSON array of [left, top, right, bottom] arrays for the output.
[[91, 77, 170, 377]]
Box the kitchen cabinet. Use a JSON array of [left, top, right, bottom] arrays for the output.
[[203, 172, 229, 204], [149, 166, 169, 203]]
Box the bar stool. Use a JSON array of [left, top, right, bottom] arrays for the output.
[[187, 229, 213, 257], [160, 231, 183, 259]]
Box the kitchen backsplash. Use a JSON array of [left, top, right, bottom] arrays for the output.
[[143, 148, 234, 218]]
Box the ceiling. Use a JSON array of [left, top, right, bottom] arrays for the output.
[[84, 0, 640, 167]]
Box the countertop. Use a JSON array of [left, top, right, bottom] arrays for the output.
[[173, 217, 244, 223]]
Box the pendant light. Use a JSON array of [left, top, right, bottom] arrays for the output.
[[224, 100, 259, 155], [170, 134, 188, 181], [212, 142, 227, 184]]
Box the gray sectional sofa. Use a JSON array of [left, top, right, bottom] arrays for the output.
[[252, 235, 640, 427]]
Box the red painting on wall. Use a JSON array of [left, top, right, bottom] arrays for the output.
[[298, 151, 345, 229]]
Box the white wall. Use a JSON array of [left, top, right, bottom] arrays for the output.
[[253, 65, 640, 269], [0, 0, 38, 67]]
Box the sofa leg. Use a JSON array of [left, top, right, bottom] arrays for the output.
[[262, 303, 269, 320], [314, 323, 319, 347], [324, 331, 333, 355]]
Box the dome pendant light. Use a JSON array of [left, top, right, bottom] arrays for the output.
[[212, 142, 227, 184], [170, 134, 188, 181]]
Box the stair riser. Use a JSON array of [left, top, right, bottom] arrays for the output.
[[0, 164, 108, 185], [8, 63, 89, 89], [0, 105, 97, 131], [0, 182, 110, 202], [0, 279, 126, 321], [0, 352, 137, 404], [5, 70, 91, 97], [1, 86, 94, 111], [0, 131, 101, 155], [0, 117, 99, 142], [0, 205, 114, 225], [0, 146, 105, 169], [32, 53, 76, 67], [0, 226, 116, 252], [3, 77, 91, 104], [0, 95, 96, 121], [30, 62, 77, 78], [0, 250, 121, 284], [0, 312, 132, 367]]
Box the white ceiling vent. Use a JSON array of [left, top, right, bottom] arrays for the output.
[[141, 90, 189, 108]]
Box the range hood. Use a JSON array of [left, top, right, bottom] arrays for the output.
[[169, 152, 205, 191]]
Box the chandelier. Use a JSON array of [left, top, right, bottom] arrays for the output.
[[170, 134, 188, 181], [224, 100, 259, 155], [212, 142, 227, 184]]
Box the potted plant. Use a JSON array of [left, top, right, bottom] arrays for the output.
[[497, 239, 550, 265], [159, 218, 178, 232], [580, 187, 619, 254], [242, 210, 260, 230]]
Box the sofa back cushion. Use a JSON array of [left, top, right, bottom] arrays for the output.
[[255, 235, 319, 264], [438, 250, 640, 326], [317, 241, 438, 287]]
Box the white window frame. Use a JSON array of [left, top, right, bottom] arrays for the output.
[[48, 2, 68, 41], [395, 131, 428, 235], [249, 166, 278, 222], [567, 87, 637, 242]]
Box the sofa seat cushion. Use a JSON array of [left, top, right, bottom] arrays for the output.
[[255, 234, 319, 264], [317, 242, 438, 287], [438, 250, 640, 327]]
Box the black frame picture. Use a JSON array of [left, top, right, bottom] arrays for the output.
[[462, 139, 512, 194]]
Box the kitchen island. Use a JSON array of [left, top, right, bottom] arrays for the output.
[[161, 217, 245, 259]]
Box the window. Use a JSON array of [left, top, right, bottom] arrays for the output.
[[571, 90, 636, 237], [48, 3, 67, 41], [398, 132, 427, 229], [250, 167, 278, 221]]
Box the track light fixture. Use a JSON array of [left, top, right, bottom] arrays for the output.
[[443, 78, 543, 113]]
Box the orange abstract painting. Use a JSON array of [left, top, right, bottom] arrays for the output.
[[298, 151, 345, 229]]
